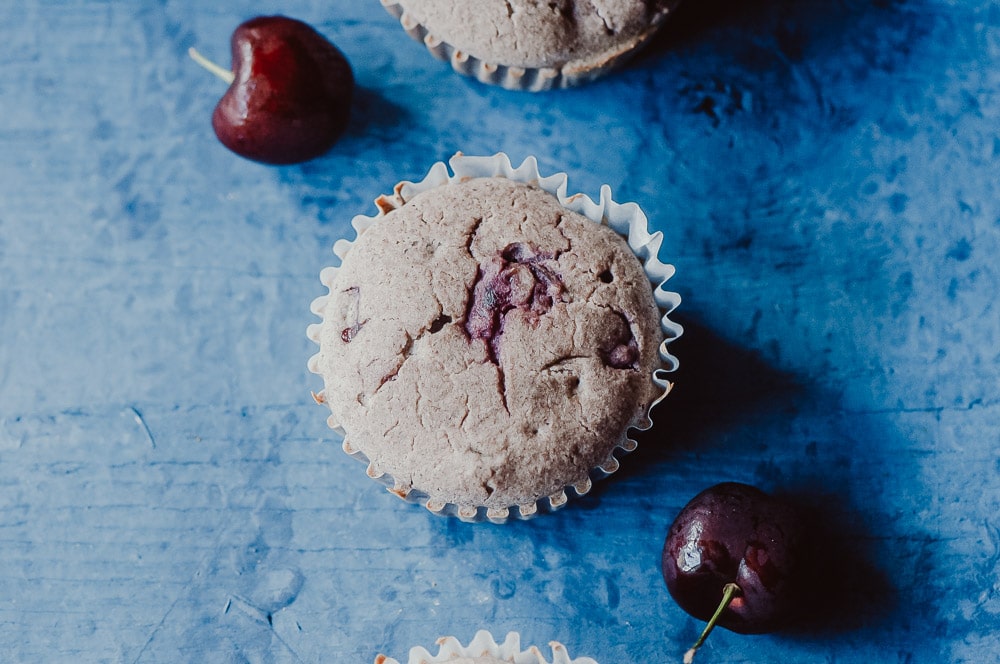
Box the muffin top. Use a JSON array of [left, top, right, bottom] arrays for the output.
[[316, 176, 664, 510], [392, 0, 676, 70]]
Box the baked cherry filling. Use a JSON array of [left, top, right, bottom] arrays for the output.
[[464, 242, 563, 363], [340, 286, 366, 343], [464, 243, 639, 370], [600, 311, 640, 370]]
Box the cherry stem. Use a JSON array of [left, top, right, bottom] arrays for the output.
[[682, 582, 741, 664], [187, 47, 235, 85]]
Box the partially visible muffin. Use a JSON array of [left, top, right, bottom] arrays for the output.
[[376, 630, 599, 664], [308, 154, 680, 521], [381, 0, 681, 90]]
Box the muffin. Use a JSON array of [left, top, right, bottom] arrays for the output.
[[380, 0, 681, 90], [308, 153, 680, 522], [376, 630, 599, 664]]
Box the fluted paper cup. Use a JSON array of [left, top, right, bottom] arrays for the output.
[[376, 630, 599, 664]]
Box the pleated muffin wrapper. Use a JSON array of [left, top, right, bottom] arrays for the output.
[[308, 152, 681, 524], [376, 630, 599, 664], [380, 0, 681, 91]]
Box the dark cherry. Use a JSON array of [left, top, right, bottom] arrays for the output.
[[189, 16, 353, 164], [662, 482, 805, 661]]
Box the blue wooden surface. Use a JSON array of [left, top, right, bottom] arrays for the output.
[[1, 1, 999, 662]]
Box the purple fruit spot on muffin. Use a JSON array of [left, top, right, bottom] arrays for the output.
[[341, 286, 365, 343], [605, 342, 639, 369], [600, 311, 640, 370], [464, 243, 564, 363]]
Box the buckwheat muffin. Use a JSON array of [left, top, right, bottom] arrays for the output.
[[376, 630, 599, 664], [308, 153, 680, 522], [380, 0, 681, 90]]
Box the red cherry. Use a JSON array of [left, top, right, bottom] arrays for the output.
[[190, 15, 353, 164], [662, 482, 806, 661]]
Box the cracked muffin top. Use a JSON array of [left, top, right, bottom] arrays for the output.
[[389, 0, 677, 71], [314, 176, 664, 512]]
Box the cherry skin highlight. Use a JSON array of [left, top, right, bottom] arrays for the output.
[[202, 15, 354, 164]]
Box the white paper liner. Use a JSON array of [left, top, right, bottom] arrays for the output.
[[376, 630, 598, 664], [380, 0, 680, 91], [308, 152, 681, 523]]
